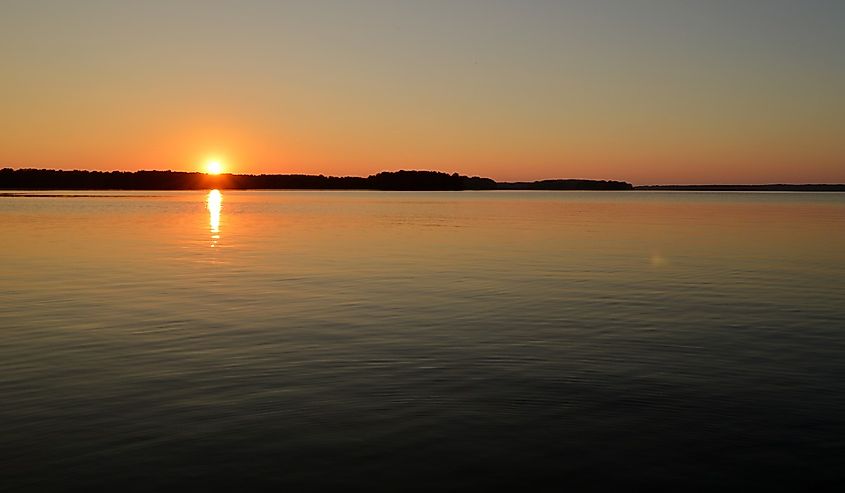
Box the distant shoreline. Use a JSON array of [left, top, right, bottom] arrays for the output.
[[635, 184, 845, 192], [0, 169, 632, 191], [1, 168, 842, 192]]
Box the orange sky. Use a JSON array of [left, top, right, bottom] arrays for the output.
[[1, 1, 842, 184]]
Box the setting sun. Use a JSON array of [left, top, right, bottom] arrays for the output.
[[206, 160, 223, 175]]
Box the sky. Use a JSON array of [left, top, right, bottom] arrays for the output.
[[1, 0, 843, 184]]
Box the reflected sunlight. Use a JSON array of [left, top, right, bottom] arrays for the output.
[[650, 251, 669, 267], [207, 189, 222, 246]]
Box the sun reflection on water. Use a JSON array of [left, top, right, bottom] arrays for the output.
[[207, 189, 222, 246]]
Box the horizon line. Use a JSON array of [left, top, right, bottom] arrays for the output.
[[3, 167, 845, 188]]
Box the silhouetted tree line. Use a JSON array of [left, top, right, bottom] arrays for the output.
[[367, 171, 497, 190], [0, 168, 635, 191], [497, 179, 633, 190]]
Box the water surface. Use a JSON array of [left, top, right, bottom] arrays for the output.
[[1, 191, 844, 490]]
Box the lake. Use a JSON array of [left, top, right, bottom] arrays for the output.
[[1, 190, 844, 490]]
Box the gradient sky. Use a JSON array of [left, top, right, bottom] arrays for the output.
[[1, 0, 843, 184]]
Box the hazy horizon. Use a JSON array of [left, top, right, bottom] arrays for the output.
[[1, 0, 843, 184]]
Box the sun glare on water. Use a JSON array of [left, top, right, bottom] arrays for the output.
[[206, 160, 223, 175], [207, 189, 222, 244]]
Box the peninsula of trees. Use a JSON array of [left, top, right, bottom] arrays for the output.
[[0, 169, 634, 191]]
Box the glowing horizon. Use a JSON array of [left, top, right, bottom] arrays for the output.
[[205, 160, 224, 175], [1, 1, 843, 185]]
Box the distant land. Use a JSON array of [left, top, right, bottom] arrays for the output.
[[2, 168, 843, 192], [0, 168, 632, 191], [636, 184, 845, 192]]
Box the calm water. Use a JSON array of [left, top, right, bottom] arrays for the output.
[[1, 191, 844, 490]]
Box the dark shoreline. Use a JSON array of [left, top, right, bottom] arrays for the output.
[[636, 184, 845, 192], [2, 168, 842, 191], [0, 168, 632, 191]]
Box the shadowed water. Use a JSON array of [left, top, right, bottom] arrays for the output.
[[1, 191, 844, 490]]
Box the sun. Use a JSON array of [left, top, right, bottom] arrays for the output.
[[205, 160, 223, 175]]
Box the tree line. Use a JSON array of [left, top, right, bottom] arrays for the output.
[[0, 168, 633, 191]]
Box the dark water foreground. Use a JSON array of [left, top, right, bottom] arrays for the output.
[[1, 191, 843, 490]]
